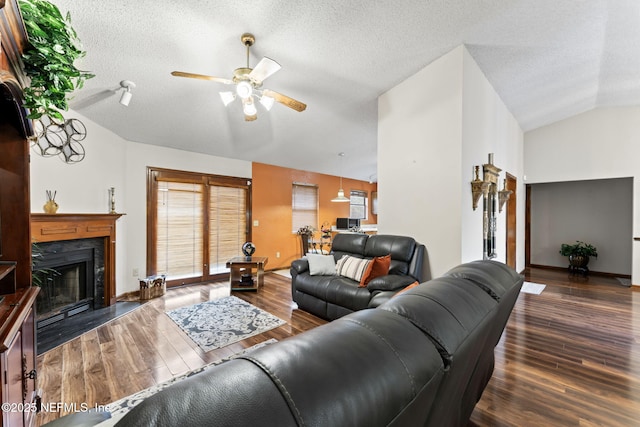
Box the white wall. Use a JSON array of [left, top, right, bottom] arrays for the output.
[[378, 45, 524, 279], [461, 48, 524, 269], [31, 109, 252, 296], [378, 46, 464, 280], [524, 107, 640, 285]]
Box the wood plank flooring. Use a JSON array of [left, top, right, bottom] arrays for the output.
[[35, 268, 640, 426]]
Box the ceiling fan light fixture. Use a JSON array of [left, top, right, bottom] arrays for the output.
[[243, 97, 257, 116], [220, 91, 236, 106], [236, 80, 253, 99], [259, 95, 275, 111]]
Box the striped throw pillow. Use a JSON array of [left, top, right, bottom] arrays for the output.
[[335, 255, 372, 282]]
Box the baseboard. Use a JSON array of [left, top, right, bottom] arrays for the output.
[[528, 264, 631, 279]]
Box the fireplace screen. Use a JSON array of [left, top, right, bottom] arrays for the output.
[[35, 262, 90, 316]]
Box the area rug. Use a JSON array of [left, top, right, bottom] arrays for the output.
[[521, 281, 546, 295], [166, 296, 286, 352], [107, 339, 277, 420]]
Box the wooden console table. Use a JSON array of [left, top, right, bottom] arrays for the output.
[[226, 256, 268, 291]]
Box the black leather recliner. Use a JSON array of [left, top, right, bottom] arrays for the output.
[[108, 260, 523, 427], [290, 233, 426, 320]]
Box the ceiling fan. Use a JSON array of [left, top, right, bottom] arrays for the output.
[[171, 33, 307, 121]]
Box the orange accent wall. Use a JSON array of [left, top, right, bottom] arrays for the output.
[[252, 162, 377, 270]]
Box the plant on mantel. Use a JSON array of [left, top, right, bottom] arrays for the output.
[[18, 0, 94, 121]]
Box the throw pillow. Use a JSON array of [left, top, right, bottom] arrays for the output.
[[393, 281, 420, 297], [306, 254, 337, 276], [359, 254, 391, 287], [335, 255, 372, 282]]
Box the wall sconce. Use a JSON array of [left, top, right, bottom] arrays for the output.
[[470, 153, 513, 259], [470, 166, 490, 210], [498, 179, 513, 213], [119, 80, 136, 106]]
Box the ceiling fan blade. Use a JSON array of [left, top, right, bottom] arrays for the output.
[[249, 57, 281, 84], [171, 71, 234, 85], [262, 89, 307, 112]]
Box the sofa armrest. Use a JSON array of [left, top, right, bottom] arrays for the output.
[[366, 275, 417, 292], [291, 258, 310, 275]]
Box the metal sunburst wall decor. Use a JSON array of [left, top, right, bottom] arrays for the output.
[[31, 116, 87, 163]]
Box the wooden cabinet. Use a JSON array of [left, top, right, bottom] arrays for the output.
[[0, 288, 39, 427], [1, 1, 40, 426]]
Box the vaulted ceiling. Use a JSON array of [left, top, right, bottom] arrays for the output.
[[51, 0, 640, 181]]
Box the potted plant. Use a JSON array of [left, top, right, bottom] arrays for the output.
[[19, 0, 94, 121], [559, 240, 598, 275]]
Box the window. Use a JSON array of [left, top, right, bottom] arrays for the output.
[[148, 168, 251, 286], [349, 190, 368, 220], [292, 183, 318, 232]]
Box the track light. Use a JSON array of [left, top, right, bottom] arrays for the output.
[[119, 80, 136, 106]]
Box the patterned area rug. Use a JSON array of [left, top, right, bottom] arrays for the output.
[[166, 296, 286, 352], [107, 339, 277, 420]]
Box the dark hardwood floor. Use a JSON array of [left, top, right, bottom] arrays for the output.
[[36, 268, 640, 426]]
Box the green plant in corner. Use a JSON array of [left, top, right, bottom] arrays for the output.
[[559, 241, 598, 258], [19, 0, 94, 121]]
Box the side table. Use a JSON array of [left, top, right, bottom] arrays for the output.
[[226, 256, 268, 291]]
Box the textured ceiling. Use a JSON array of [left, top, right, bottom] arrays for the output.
[[50, 0, 640, 181]]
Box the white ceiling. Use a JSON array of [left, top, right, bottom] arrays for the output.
[[50, 0, 640, 181]]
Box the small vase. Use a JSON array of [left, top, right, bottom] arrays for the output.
[[43, 200, 59, 214]]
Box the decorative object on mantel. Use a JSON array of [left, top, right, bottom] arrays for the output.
[[331, 152, 350, 202], [559, 240, 598, 276], [43, 190, 58, 214], [19, 0, 94, 121], [109, 187, 116, 213], [470, 153, 513, 260], [31, 116, 87, 163]]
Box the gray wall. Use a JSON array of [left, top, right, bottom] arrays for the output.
[[530, 178, 633, 275]]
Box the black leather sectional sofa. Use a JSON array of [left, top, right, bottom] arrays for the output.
[[291, 233, 426, 320], [102, 259, 523, 427]]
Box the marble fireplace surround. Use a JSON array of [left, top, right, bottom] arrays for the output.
[[31, 213, 124, 308]]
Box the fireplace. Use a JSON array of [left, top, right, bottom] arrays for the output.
[[33, 240, 104, 329]]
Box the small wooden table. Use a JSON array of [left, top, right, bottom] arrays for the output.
[[226, 256, 268, 291]]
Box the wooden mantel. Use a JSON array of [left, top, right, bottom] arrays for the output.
[[31, 213, 124, 306]]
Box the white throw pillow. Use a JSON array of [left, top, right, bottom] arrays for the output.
[[306, 254, 337, 276], [335, 255, 372, 282]]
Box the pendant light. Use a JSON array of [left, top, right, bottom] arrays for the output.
[[331, 152, 350, 202]]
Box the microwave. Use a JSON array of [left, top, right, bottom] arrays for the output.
[[336, 218, 360, 229]]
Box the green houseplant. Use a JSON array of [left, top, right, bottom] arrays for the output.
[[19, 0, 94, 121], [559, 240, 597, 275]]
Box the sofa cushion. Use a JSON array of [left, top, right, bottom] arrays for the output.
[[325, 277, 373, 311], [331, 233, 368, 261], [366, 274, 416, 292], [306, 254, 336, 276], [359, 254, 391, 287], [335, 255, 371, 282]]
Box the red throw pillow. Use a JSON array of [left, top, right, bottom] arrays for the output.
[[359, 254, 391, 287], [393, 281, 420, 297]]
